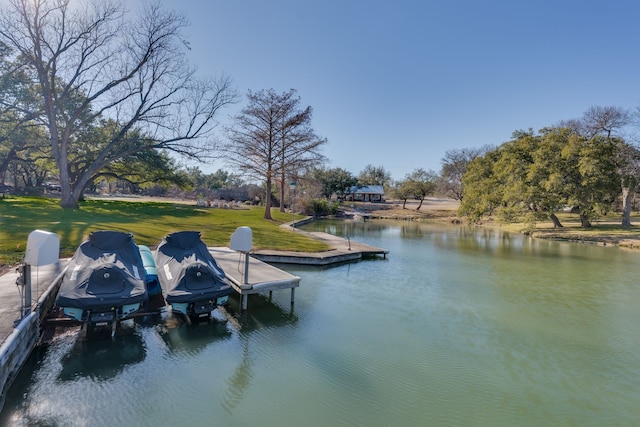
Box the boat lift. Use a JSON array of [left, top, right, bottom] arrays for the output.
[[15, 230, 60, 325]]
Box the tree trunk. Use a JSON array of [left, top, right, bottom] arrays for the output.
[[402, 199, 407, 209], [580, 213, 592, 228], [0, 148, 16, 182], [549, 212, 563, 228], [60, 191, 80, 209], [416, 197, 424, 211], [264, 176, 273, 220], [59, 171, 93, 209], [279, 174, 286, 213], [621, 186, 633, 227]]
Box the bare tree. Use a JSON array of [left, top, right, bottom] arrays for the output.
[[439, 145, 492, 200], [579, 106, 636, 226], [0, 0, 236, 208], [276, 100, 326, 212], [582, 105, 630, 139], [224, 89, 326, 220], [357, 164, 392, 186]]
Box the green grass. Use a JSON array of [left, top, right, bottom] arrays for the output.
[[499, 212, 640, 245], [0, 196, 329, 266]]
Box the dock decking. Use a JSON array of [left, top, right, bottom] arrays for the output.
[[251, 230, 389, 265], [209, 247, 301, 311]]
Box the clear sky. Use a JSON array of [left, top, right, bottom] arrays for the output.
[[160, 0, 640, 181]]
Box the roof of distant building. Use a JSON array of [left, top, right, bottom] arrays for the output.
[[351, 185, 384, 194]]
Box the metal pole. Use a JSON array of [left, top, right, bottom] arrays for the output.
[[243, 252, 250, 284], [291, 188, 295, 229], [22, 264, 32, 318]]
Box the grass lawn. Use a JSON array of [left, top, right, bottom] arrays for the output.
[[0, 196, 329, 267], [498, 212, 640, 247]]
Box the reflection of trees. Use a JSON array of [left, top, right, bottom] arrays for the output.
[[430, 226, 516, 255], [222, 334, 252, 413], [221, 303, 298, 414], [157, 316, 232, 355], [306, 219, 392, 238], [400, 223, 424, 239], [58, 331, 146, 381]]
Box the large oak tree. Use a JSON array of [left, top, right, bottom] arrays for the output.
[[0, 0, 235, 208], [460, 128, 621, 228]]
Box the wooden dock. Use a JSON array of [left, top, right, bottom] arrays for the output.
[[1, 231, 387, 411], [0, 262, 66, 411], [209, 247, 301, 311], [251, 230, 389, 265]]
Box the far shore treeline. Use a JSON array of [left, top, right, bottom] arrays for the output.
[[2, 2, 640, 230]]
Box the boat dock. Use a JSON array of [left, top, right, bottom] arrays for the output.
[[1, 231, 388, 410], [251, 229, 389, 265], [0, 262, 66, 410], [210, 247, 301, 311]]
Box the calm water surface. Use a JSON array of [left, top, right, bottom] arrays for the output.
[[2, 220, 640, 426]]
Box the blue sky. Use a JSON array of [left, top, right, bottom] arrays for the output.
[[161, 0, 640, 181]]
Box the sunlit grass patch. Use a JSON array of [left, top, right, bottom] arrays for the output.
[[0, 196, 328, 266]]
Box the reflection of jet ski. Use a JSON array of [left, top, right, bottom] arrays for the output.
[[58, 331, 146, 381], [154, 231, 234, 322], [159, 319, 232, 354], [55, 231, 148, 336]]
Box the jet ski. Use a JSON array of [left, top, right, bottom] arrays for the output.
[[154, 231, 233, 322], [56, 231, 148, 336]]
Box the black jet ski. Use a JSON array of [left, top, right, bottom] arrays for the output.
[[154, 231, 233, 322], [56, 231, 148, 335]]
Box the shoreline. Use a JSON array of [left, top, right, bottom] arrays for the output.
[[3, 197, 639, 276], [351, 199, 640, 250]]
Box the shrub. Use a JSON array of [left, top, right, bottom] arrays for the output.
[[300, 198, 339, 216]]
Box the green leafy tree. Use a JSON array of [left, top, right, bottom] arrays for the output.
[[312, 167, 358, 200], [458, 149, 503, 222], [99, 149, 188, 192], [561, 133, 620, 227], [403, 168, 438, 210], [390, 179, 414, 209], [580, 105, 634, 226], [528, 129, 571, 227], [459, 127, 621, 228]]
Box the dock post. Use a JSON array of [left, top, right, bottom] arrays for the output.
[[22, 264, 32, 318], [243, 252, 249, 284], [290, 288, 295, 306]]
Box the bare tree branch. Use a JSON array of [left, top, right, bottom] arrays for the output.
[[0, 0, 237, 208]]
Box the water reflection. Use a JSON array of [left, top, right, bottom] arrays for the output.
[[222, 298, 299, 413], [222, 334, 252, 413], [157, 314, 232, 355], [58, 331, 146, 381]]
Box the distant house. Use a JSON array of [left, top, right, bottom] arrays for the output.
[[346, 185, 385, 203]]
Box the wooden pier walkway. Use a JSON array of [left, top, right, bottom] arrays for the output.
[[210, 247, 300, 311], [0, 262, 66, 342], [251, 229, 389, 265], [0, 262, 67, 410]]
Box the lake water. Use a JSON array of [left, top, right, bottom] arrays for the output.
[[2, 220, 640, 426]]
